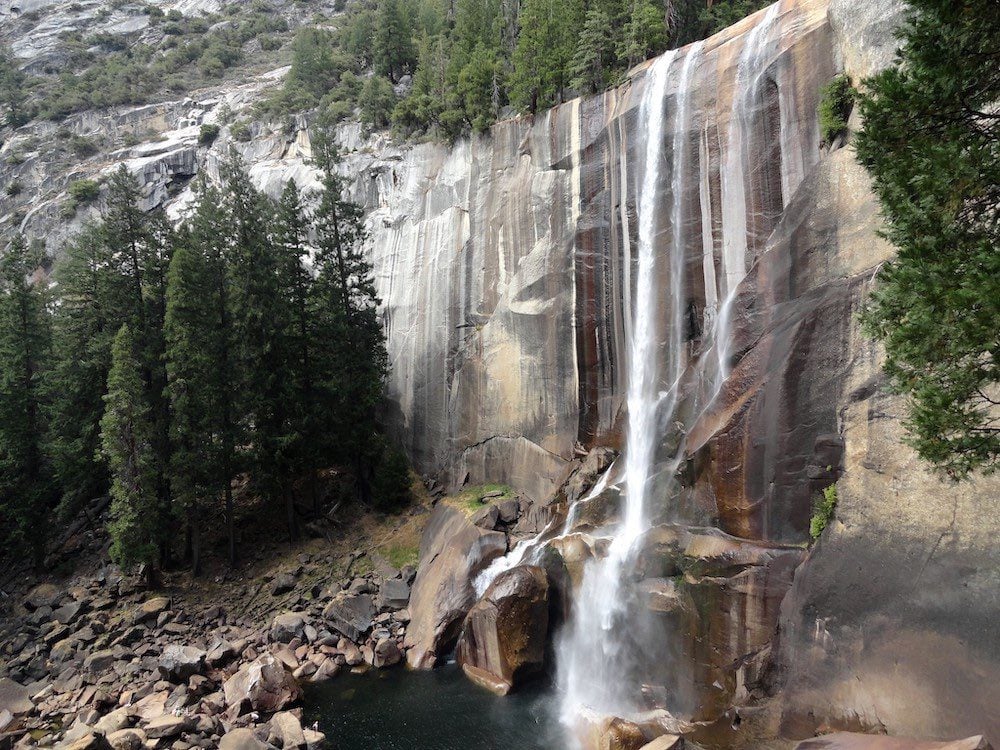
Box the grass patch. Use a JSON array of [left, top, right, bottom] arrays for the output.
[[810, 484, 838, 541], [379, 543, 419, 569], [447, 482, 514, 515]]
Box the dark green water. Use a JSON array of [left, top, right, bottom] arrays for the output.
[[304, 662, 565, 750]]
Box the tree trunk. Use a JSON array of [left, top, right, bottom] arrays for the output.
[[284, 489, 298, 542]]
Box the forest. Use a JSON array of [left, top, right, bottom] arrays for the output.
[[0, 136, 409, 579]]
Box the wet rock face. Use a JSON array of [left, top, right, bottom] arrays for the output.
[[403, 504, 506, 668], [455, 565, 550, 695]]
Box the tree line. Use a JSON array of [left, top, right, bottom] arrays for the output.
[[261, 0, 769, 139], [0, 140, 410, 580]]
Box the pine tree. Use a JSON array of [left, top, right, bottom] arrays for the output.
[[374, 0, 417, 83], [0, 235, 53, 566], [312, 134, 388, 503], [102, 166, 175, 558], [510, 0, 583, 111], [102, 324, 161, 584], [164, 235, 216, 575], [570, 8, 618, 94], [856, 0, 1000, 479], [187, 177, 241, 564], [222, 153, 296, 537], [48, 224, 121, 520]]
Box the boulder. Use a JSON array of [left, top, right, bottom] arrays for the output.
[[83, 649, 119, 674], [322, 593, 375, 642], [60, 732, 112, 750], [24, 583, 61, 611], [404, 504, 506, 668], [52, 601, 85, 625], [142, 714, 192, 739], [270, 711, 306, 749], [598, 718, 647, 750], [222, 654, 302, 715], [106, 729, 145, 750], [94, 707, 133, 734], [378, 579, 411, 610], [372, 638, 402, 668], [303, 728, 326, 749], [472, 504, 500, 529], [158, 645, 206, 682], [455, 565, 549, 695], [135, 597, 170, 623], [219, 728, 271, 750], [794, 735, 992, 750], [207, 638, 238, 666], [270, 613, 307, 644], [0, 678, 33, 716], [271, 573, 297, 596]]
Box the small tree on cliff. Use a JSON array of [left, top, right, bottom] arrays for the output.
[[102, 324, 161, 583], [856, 0, 1000, 479]]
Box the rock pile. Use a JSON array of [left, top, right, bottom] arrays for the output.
[[0, 556, 416, 749]]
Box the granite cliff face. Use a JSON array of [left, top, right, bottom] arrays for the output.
[[2, 0, 998, 744]]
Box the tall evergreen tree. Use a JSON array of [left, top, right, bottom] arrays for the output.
[[222, 153, 296, 537], [374, 0, 417, 83], [856, 0, 1000, 479], [102, 166, 175, 557], [48, 224, 120, 520], [273, 180, 318, 512], [164, 235, 216, 575], [312, 134, 388, 503], [510, 0, 583, 111], [187, 178, 241, 564], [101, 324, 161, 584], [0, 235, 53, 566]]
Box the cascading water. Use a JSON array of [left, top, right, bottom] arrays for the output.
[[555, 41, 704, 737], [715, 3, 781, 386]]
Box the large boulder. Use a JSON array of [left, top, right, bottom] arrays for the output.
[[0, 678, 33, 716], [322, 593, 375, 642], [455, 565, 549, 695], [219, 728, 271, 750], [222, 654, 302, 715], [377, 579, 411, 610], [157, 644, 206, 682], [794, 735, 992, 750], [143, 714, 192, 739], [404, 504, 506, 668], [24, 583, 61, 611], [270, 612, 307, 643]]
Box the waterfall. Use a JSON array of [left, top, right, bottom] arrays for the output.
[[715, 3, 781, 384], [468, 6, 786, 741], [555, 41, 704, 738]]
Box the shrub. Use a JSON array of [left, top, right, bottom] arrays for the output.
[[819, 74, 854, 145], [68, 178, 100, 203], [6, 180, 22, 196], [810, 484, 838, 541], [230, 121, 252, 142], [198, 123, 220, 146]]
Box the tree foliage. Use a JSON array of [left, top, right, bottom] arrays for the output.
[[856, 0, 1000, 479]]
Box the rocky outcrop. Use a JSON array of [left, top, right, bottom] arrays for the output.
[[455, 565, 550, 695], [794, 735, 994, 750], [404, 504, 506, 668]]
